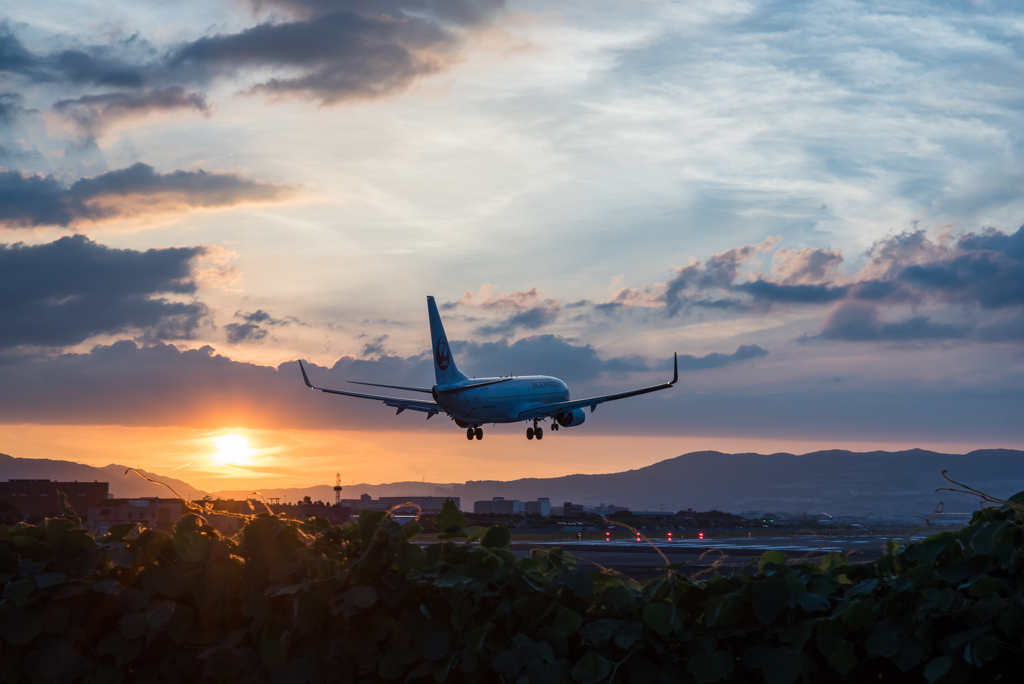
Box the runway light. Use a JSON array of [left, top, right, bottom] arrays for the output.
[[605, 531, 610, 541], [698, 532, 704, 540], [667, 531, 673, 541], [636, 535, 641, 542]]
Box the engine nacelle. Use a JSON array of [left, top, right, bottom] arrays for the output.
[[555, 408, 586, 428]]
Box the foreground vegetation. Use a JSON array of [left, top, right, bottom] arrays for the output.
[[1, 492, 1022, 683]]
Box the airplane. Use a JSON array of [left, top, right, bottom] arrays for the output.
[[299, 296, 678, 441]]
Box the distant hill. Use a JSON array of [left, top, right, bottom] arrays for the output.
[[5, 449, 1024, 517], [212, 448, 1024, 517], [0, 453, 208, 499]]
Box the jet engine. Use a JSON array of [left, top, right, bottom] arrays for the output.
[[555, 408, 586, 428]]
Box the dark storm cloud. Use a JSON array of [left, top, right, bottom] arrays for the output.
[[475, 306, 560, 336], [166, 10, 459, 104], [814, 303, 971, 342], [0, 235, 206, 350], [0, 163, 290, 228], [735, 279, 848, 303], [605, 225, 1024, 344], [225, 310, 291, 344], [677, 344, 768, 370], [1, 340, 1020, 442], [0, 91, 23, 124], [3, 2, 505, 131], [52, 87, 209, 134], [0, 27, 145, 87], [459, 335, 766, 383], [253, 0, 506, 27], [360, 334, 390, 357]]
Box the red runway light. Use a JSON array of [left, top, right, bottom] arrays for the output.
[[698, 532, 704, 540]]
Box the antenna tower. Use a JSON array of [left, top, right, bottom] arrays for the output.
[[334, 472, 342, 504]]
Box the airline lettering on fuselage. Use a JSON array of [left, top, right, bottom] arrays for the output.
[[435, 337, 450, 370], [531, 381, 560, 389]]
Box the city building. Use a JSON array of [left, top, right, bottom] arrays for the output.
[[525, 498, 551, 516], [475, 497, 552, 516], [339, 494, 458, 514], [0, 479, 110, 522], [474, 497, 525, 514], [562, 501, 586, 517]]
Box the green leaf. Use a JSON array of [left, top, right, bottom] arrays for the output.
[[481, 526, 511, 550], [344, 585, 379, 610], [751, 575, 789, 625], [865, 620, 901, 658], [145, 600, 177, 630], [759, 550, 789, 570], [4, 579, 35, 608], [761, 646, 803, 684], [687, 650, 734, 684], [260, 632, 290, 668], [0, 608, 42, 644], [554, 609, 583, 636], [435, 499, 469, 538], [923, 655, 951, 683], [173, 529, 209, 563], [643, 602, 673, 636], [826, 640, 857, 675], [614, 621, 644, 650], [571, 651, 610, 684]]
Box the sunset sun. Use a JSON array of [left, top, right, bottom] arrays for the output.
[[210, 434, 255, 467]]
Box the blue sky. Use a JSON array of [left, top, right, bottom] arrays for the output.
[[2, 0, 1022, 489]]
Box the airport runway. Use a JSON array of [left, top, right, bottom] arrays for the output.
[[508, 533, 921, 580]]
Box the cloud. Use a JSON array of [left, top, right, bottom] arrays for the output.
[[676, 344, 768, 370], [0, 332, 763, 430], [458, 335, 765, 383], [225, 309, 291, 345], [52, 87, 210, 134], [734, 280, 849, 304], [0, 163, 291, 228], [360, 334, 390, 357], [0, 235, 207, 350], [3, 2, 505, 132], [597, 225, 1024, 344], [815, 302, 971, 342], [449, 286, 563, 336]]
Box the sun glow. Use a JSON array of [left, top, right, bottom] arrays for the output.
[[210, 433, 255, 467]]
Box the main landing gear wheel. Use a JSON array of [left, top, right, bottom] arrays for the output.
[[467, 428, 474, 440], [526, 426, 544, 440], [526, 427, 534, 440], [475, 427, 483, 440]]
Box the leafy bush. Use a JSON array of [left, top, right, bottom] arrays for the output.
[[2, 495, 1023, 683]]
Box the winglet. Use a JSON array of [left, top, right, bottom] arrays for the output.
[[298, 360, 314, 389], [670, 352, 678, 385]]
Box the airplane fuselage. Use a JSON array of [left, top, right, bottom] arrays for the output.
[[298, 295, 677, 441], [432, 375, 569, 426]]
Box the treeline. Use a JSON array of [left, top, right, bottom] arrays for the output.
[[1, 493, 1022, 682]]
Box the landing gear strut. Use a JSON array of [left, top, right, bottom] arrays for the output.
[[466, 427, 483, 440], [526, 419, 543, 440]]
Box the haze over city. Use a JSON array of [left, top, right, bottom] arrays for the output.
[[2, 0, 1023, 493]]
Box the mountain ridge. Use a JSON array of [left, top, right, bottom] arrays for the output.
[[3, 448, 1022, 516]]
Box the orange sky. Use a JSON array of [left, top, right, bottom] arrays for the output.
[[3, 423, 1013, 494]]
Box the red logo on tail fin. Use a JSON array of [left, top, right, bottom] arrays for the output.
[[435, 337, 450, 371]]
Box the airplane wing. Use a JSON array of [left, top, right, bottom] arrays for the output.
[[299, 361, 441, 417], [517, 353, 678, 421]]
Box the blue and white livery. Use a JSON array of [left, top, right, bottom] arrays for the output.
[[299, 296, 678, 441]]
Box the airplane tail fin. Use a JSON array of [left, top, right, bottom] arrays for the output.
[[427, 296, 469, 385]]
